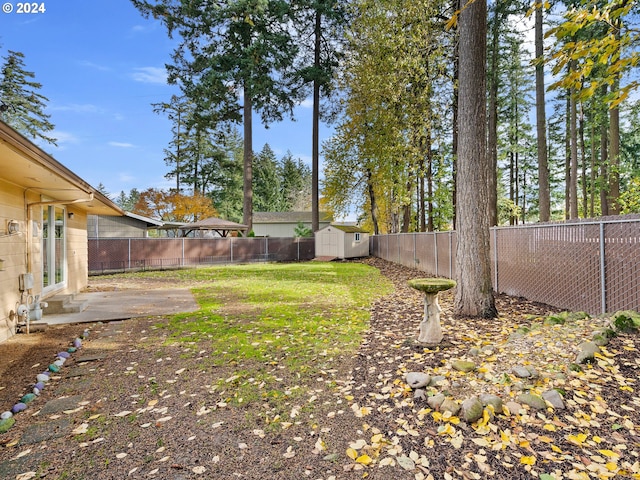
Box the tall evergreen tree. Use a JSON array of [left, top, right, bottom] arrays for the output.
[[0, 50, 56, 145], [253, 144, 282, 211], [291, 0, 348, 231], [131, 0, 303, 232]]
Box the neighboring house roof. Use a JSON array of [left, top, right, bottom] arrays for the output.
[[326, 225, 369, 234], [123, 211, 164, 227], [254, 211, 333, 224], [180, 217, 249, 237], [0, 121, 123, 216]]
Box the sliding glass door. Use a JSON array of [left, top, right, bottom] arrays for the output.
[[42, 206, 66, 291]]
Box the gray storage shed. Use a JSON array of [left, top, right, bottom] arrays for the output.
[[315, 225, 370, 259]]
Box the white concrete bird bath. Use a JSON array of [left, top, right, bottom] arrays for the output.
[[408, 278, 456, 344]]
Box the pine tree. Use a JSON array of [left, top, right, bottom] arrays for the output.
[[0, 50, 56, 145]]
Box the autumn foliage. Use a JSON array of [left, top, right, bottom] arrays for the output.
[[132, 188, 218, 223]]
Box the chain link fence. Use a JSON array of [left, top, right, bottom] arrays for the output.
[[88, 237, 315, 275], [370, 215, 640, 314]]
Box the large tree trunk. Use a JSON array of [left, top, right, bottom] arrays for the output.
[[454, 0, 497, 318], [243, 91, 253, 232], [451, 0, 460, 229], [535, 4, 550, 222], [311, 9, 321, 232]]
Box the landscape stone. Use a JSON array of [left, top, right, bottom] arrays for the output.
[[452, 360, 476, 373], [414, 388, 427, 401], [20, 393, 36, 404], [517, 393, 547, 410], [406, 372, 431, 389], [440, 398, 460, 416], [19, 418, 72, 445], [37, 395, 84, 415], [576, 341, 600, 364], [429, 375, 446, 386], [461, 397, 484, 423], [0, 417, 15, 433], [542, 389, 565, 409], [479, 394, 503, 413], [0, 411, 12, 420], [36, 373, 49, 383], [11, 403, 26, 414], [427, 393, 445, 410], [526, 366, 539, 378], [512, 366, 531, 378], [505, 401, 524, 415]]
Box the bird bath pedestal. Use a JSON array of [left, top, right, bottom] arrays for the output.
[[408, 278, 456, 344]]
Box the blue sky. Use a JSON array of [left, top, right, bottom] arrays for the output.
[[0, 0, 332, 200]]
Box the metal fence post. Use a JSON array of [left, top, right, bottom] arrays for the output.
[[182, 238, 185, 266], [600, 222, 606, 313], [230, 237, 234, 263], [128, 238, 131, 270]]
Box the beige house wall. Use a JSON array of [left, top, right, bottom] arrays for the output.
[[0, 179, 90, 343], [0, 179, 28, 343]]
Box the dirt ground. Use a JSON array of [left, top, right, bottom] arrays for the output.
[[0, 258, 638, 480]]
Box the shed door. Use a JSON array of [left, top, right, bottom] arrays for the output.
[[322, 232, 339, 257]]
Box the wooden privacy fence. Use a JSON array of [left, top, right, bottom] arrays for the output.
[[88, 237, 315, 274], [370, 216, 640, 315]]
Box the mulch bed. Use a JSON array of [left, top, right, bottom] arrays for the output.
[[0, 258, 637, 480]]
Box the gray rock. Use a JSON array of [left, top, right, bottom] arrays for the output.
[[427, 393, 445, 410], [526, 366, 539, 379], [481, 345, 495, 355], [479, 394, 503, 414], [461, 397, 484, 423], [429, 375, 446, 386], [517, 393, 547, 410], [405, 372, 431, 389], [36, 373, 49, 383], [440, 398, 461, 416], [542, 389, 565, 409], [592, 333, 610, 346], [512, 366, 531, 378], [505, 401, 524, 415], [576, 341, 600, 364], [452, 360, 476, 373], [468, 347, 480, 356], [0, 411, 13, 420], [414, 388, 427, 401]]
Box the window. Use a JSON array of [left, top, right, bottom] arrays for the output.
[[355, 233, 361, 242]]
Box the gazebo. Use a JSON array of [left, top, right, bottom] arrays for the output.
[[179, 217, 249, 238]]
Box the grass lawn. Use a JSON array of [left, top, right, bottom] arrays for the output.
[[135, 261, 393, 426]]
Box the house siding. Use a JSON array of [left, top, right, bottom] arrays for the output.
[[0, 180, 30, 343], [0, 179, 89, 342], [87, 215, 151, 238]]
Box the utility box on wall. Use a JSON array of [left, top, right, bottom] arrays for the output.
[[19, 273, 34, 291]]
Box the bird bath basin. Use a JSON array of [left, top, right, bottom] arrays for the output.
[[408, 278, 456, 344]]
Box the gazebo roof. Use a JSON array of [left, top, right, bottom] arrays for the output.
[[180, 217, 249, 237]]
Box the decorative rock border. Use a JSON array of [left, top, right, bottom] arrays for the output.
[[404, 310, 640, 423], [0, 328, 90, 434]]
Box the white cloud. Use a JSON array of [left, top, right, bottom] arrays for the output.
[[131, 67, 167, 85], [53, 130, 80, 145], [50, 103, 103, 114], [299, 98, 313, 108], [108, 141, 136, 148], [79, 61, 111, 72]]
